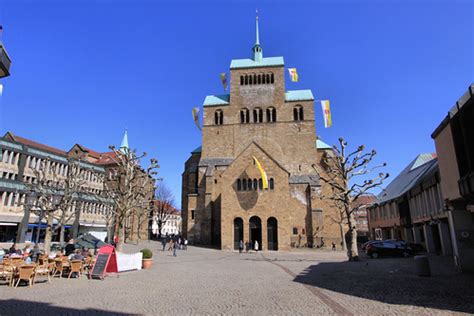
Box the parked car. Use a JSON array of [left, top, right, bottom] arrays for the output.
[[365, 241, 413, 258]]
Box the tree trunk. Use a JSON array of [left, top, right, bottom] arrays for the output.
[[339, 223, 347, 251], [44, 215, 53, 254], [116, 223, 125, 252], [72, 208, 81, 238], [59, 224, 65, 246], [347, 213, 359, 261]]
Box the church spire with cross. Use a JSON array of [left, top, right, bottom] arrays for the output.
[[252, 11, 263, 62]]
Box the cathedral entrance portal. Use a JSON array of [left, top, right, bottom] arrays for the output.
[[249, 216, 262, 250], [234, 217, 243, 250], [267, 217, 278, 250]]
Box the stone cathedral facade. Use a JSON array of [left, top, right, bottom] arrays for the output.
[[181, 17, 342, 251]]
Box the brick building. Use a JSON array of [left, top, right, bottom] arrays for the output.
[[351, 194, 376, 240], [181, 17, 343, 251], [0, 131, 150, 244]]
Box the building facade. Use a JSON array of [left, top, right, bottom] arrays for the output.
[[432, 83, 474, 272], [351, 195, 376, 241], [0, 131, 150, 244], [368, 154, 452, 255], [160, 212, 182, 236], [181, 17, 343, 251]]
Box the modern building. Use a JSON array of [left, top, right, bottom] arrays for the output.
[[432, 83, 474, 272], [181, 17, 343, 251], [368, 154, 451, 255], [0, 130, 150, 244]]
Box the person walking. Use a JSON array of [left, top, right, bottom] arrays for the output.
[[254, 240, 259, 252], [172, 240, 177, 257], [161, 238, 167, 252], [332, 241, 336, 251], [239, 240, 244, 254]]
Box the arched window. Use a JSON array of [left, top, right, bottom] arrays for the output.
[[253, 74, 257, 84], [259, 178, 263, 190], [257, 74, 261, 84], [249, 75, 253, 85], [270, 73, 274, 84], [247, 179, 252, 190], [253, 108, 263, 123], [293, 105, 303, 121], [269, 178, 274, 190], [266, 74, 270, 84], [262, 73, 266, 84], [240, 108, 249, 124], [253, 179, 258, 190], [214, 110, 223, 125], [266, 107, 276, 122], [245, 75, 249, 85], [237, 179, 242, 191], [242, 179, 247, 191], [240, 76, 244, 85]]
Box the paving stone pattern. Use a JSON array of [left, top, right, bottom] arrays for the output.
[[1, 241, 473, 315]]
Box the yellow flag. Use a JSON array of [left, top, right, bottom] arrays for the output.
[[192, 107, 201, 131], [321, 100, 332, 128], [252, 156, 268, 189], [288, 68, 298, 82]]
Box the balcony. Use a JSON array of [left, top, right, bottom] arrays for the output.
[[0, 44, 11, 78]]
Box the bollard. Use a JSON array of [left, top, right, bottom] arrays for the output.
[[414, 255, 431, 277]]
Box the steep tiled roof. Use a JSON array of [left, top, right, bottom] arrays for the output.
[[378, 154, 438, 204], [6, 132, 67, 156], [96, 152, 118, 165]]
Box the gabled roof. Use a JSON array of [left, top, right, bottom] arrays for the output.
[[285, 90, 314, 102], [230, 56, 284, 69], [316, 139, 332, 150], [96, 152, 118, 165], [378, 154, 438, 204], [4, 131, 67, 156], [203, 94, 230, 107]]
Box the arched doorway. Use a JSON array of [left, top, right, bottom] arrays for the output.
[[249, 216, 262, 250], [267, 217, 278, 250], [234, 217, 243, 250]]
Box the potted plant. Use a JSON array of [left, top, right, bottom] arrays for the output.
[[140, 248, 153, 269]]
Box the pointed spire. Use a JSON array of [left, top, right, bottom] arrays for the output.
[[120, 129, 129, 153], [252, 10, 263, 62]]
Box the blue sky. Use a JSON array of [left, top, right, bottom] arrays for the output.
[[0, 0, 472, 208]]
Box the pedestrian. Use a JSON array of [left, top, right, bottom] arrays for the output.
[[332, 242, 336, 251], [161, 238, 167, 251], [239, 240, 244, 254], [168, 238, 173, 251], [172, 240, 177, 257], [254, 240, 259, 252], [184, 239, 188, 250], [65, 239, 75, 256], [320, 237, 325, 248], [178, 237, 182, 250], [8, 243, 17, 254]]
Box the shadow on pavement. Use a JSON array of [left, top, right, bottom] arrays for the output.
[[293, 259, 474, 314], [0, 299, 138, 316]]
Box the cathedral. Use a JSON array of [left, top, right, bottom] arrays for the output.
[[181, 17, 342, 251]]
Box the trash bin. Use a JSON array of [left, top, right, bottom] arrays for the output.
[[414, 255, 431, 277]]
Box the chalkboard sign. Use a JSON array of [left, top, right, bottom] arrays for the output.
[[90, 254, 110, 279]]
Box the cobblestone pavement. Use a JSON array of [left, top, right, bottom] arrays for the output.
[[1, 241, 473, 315]]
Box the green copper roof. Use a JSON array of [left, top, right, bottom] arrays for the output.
[[203, 94, 230, 107], [230, 56, 284, 69], [192, 146, 202, 154], [285, 90, 314, 102], [316, 139, 332, 150]]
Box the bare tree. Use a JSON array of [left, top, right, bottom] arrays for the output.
[[313, 137, 388, 261], [152, 183, 176, 239], [21, 157, 95, 252], [103, 146, 158, 251]]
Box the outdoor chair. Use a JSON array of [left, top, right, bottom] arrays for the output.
[[14, 264, 35, 288], [34, 261, 51, 283], [0, 264, 15, 287], [68, 260, 83, 279], [53, 259, 66, 278]]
